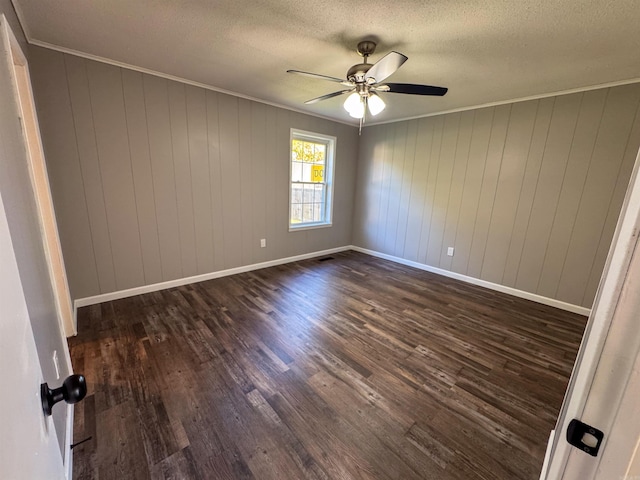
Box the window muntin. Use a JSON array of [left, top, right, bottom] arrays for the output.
[[289, 130, 335, 230]]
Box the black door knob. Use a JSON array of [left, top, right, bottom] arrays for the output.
[[41, 374, 87, 416]]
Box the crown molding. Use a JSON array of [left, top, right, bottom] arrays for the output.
[[26, 37, 358, 128]]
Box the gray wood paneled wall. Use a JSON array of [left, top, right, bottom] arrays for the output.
[[29, 46, 358, 300], [353, 84, 640, 308]]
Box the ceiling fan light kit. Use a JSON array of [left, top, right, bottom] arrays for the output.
[[288, 40, 448, 129], [344, 91, 367, 118], [367, 93, 386, 116]]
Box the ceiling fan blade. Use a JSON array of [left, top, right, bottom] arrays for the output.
[[287, 70, 349, 84], [304, 89, 353, 105], [364, 51, 408, 83], [378, 83, 448, 96]]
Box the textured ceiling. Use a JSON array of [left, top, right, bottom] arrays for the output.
[[13, 0, 640, 125]]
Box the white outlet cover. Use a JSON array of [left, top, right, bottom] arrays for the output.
[[447, 247, 455, 256]]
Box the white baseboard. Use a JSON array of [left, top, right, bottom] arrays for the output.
[[74, 246, 351, 309], [350, 246, 591, 316], [64, 403, 74, 480], [73, 244, 590, 317]]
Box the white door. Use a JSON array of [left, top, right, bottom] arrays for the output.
[[0, 189, 66, 479], [542, 146, 640, 479]]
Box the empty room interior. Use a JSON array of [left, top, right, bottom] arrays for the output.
[[2, 0, 640, 479]]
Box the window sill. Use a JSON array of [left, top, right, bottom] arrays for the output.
[[288, 222, 333, 232]]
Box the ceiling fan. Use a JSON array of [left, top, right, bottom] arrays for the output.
[[287, 40, 448, 128]]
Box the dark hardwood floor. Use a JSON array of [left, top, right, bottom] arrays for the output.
[[69, 251, 587, 479]]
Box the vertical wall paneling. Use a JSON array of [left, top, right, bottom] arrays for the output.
[[275, 108, 293, 259], [481, 101, 537, 283], [557, 85, 640, 305], [238, 99, 254, 266], [353, 125, 379, 248], [354, 84, 640, 308], [337, 120, 358, 247], [426, 113, 460, 267], [276, 110, 296, 252], [536, 90, 607, 298], [395, 120, 417, 258], [30, 47, 358, 299], [466, 105, 511, 278], [514, 93, 582, 294], [450, 108, 492, 275], [85, 61, 145, 290], [414, 118, 435, 263], [29, 48, 99, 298], [215, 94, 243, 269], [64, 55, 117, 293], [375, 125, 394, 252], [249, 102, 267, 263], [205, 90, 225, 272], [383, 122, 407, 254], [122, 69, 163, 285], [501, 98, 555, 287], [418, 115, 444, 264], [167, 81, 197, 277], [582, 109, 640, 304], [264, 106, 279, 262], [440, 110, 474, 271], [185, 85, 214, 275], [143, 75, 183, 281], [402, 119, 430, 261]]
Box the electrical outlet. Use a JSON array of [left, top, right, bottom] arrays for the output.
[[447, 247, 455, 257], [52, 350, 60, 379], [260, 238, 266, 248]]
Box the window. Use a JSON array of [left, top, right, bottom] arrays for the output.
[[289, 129, 335, 230]]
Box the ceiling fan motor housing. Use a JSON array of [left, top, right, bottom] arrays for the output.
[[347, 63, 373, 83], [348, 41, 377, 83]]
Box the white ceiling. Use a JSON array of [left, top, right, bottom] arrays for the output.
[[13, 0, 640, 125]]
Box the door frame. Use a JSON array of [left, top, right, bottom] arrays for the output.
[[3, 18, 75, 337], [542, 145, 640, 478]]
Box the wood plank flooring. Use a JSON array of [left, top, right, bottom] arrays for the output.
[[69, 251, 587, 479]]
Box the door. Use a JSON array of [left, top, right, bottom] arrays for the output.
[[0, 189, 66, 479], [542, 146, 640, 479]]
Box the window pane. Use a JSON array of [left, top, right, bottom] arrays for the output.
[[313, 203, 322, 222], [303, 204, 314, 223], [291, 139, 303, 161], [314, 184, 324, 203], [291, 162, 303, 182], [314, 144, 326, 163], [290, 203, 302, 224], [291, 183, 303, 203], [302, 163, 312, 182], [303, 184, 314, 203]]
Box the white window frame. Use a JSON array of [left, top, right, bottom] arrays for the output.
[[289, 129, 336, 231]]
